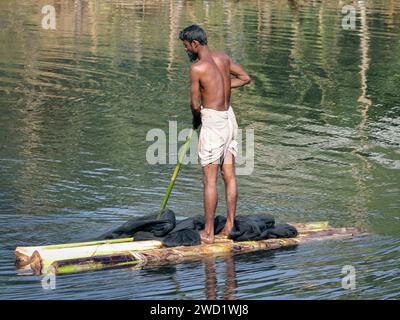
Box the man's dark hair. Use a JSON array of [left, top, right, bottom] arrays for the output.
[[179, 24, 207, 45]]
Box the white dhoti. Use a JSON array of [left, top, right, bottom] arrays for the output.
[[198, 105, 239, 167]]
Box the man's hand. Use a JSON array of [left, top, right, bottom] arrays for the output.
[[192, 108, 201, 129], [230, 59, 251, 88]]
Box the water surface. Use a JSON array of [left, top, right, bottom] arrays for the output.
[[0, 0, 399, 299]]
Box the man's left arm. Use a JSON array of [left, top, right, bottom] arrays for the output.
[[229, 58, 251, 88], [190, 65, 202, 129]]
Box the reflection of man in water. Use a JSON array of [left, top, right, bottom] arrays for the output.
[[179, 25, 251, 244], [203, 256, 237, 300]]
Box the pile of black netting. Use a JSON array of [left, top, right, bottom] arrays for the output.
[[96, 208, 298, 247]]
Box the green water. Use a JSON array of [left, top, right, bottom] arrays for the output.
[[0, 0, 399, 299]]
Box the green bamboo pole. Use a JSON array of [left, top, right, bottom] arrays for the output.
[[51, 255, 142, 275], [158, 128, 194, 219]]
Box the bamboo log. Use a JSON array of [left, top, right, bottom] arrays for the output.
[[15, 222, 362, 275], [15, 237, 135, 264], [15, 240, 163, 269]]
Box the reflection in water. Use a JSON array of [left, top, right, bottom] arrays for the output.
[[350, 0, 372, 228], [87, 0, 100, 54], [0, 0, 399, 299], [203, 254, 237, 300], [167, 0, 184, 82], [257, 0, 271, 37], [223, 255, 238, 300], [74, 0, 82, 38], [357, 1, 372, 110], [204, 258, 218, 300]]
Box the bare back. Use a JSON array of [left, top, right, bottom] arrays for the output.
[[195, 51, 231, 111]]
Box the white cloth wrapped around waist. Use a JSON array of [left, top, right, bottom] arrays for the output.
[[198, 105, 238, 166]]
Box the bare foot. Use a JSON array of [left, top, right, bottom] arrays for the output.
[[217, 225, 233, 237], [199, 230, 214, 244]]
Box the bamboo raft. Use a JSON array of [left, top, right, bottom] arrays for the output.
[[15, 222, 361, 275]]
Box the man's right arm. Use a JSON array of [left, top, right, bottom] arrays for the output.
[[190, 65, 202, 129], [230, 58, 251, 88]]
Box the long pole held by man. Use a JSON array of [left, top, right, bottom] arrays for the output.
[[179, 25, 251, 244]]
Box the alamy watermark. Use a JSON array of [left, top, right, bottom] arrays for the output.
[[342, 5, 356, 30], [341, 1, 368, 30], [341, 265, 356, 290], [41, 5, 56, 30], [41, 266, 56, 290], [146, 121, 255, 175]]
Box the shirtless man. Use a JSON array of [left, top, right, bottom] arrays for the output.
[[179, 24, 251, 244]]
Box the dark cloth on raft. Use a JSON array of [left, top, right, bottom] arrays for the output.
[[96, 208, 298, 247], [229, 215, 298, 241], [96, 208, 176, 240]]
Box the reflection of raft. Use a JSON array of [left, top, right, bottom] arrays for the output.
[[15, 222, 361, 275]]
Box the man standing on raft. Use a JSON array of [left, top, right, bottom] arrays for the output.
[[179, 25, 251, 244]]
